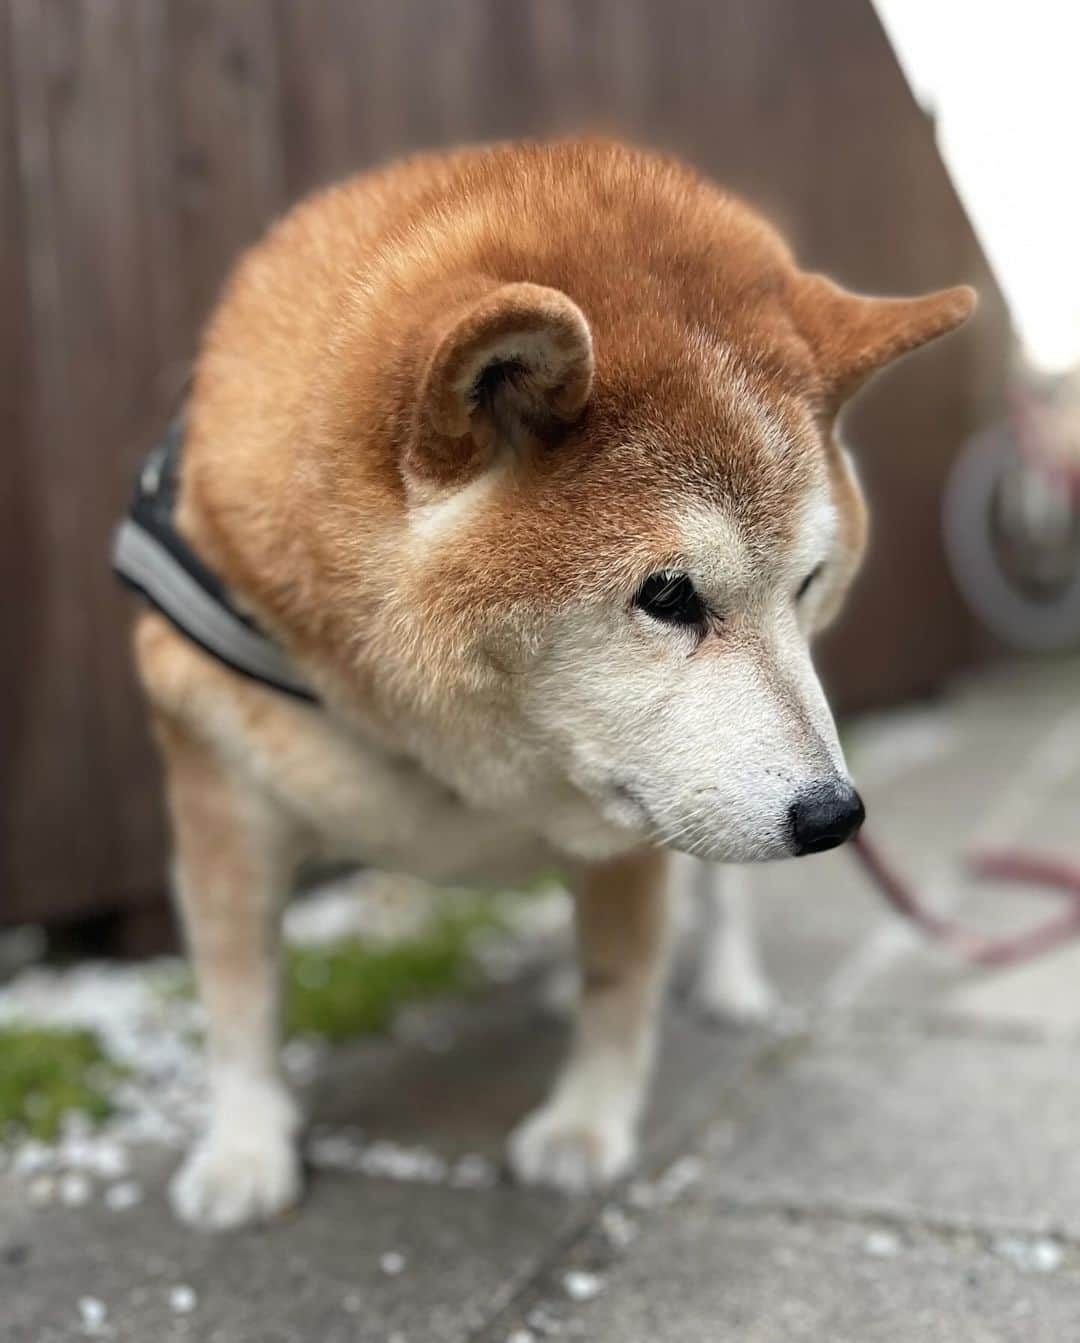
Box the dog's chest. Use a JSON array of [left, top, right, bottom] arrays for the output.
[[238, 699, 557, 885]]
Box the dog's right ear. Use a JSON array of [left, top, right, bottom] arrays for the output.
[[406, 282, 594, 490], [788, 273, 976, 415]]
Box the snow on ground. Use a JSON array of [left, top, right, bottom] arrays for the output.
[[0, 871, 572, 1213], [0, 958, 206, 1153]]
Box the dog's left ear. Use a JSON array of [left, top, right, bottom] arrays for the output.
[[789, 273, 976, 413], [407, 281, 594, 489]]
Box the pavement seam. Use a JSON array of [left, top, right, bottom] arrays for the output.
[[460, 1004, 1080, 1339], [468, 1005, 1080, 1340], [688, 1191, 1080, 1262], [812, 1006, 1080, 1050], [464, 1032, 812, 1341], [478, 1194, 1080, 1343], [471, 1040, 1080, 1342]]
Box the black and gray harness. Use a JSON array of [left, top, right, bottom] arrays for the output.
[[111, 418, 318, 704]]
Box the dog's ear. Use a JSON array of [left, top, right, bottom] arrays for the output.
[[789, 274, 976, 414], [407, 281, 594, 488]]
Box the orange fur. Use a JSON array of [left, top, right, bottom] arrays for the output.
[[166, 137, 970, 725], [130, 137, 973, 1226]]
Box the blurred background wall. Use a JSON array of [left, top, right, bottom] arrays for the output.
[[1, 0, 1009, 943]]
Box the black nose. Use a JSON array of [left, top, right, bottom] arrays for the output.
[[788, 781, 865, 856]]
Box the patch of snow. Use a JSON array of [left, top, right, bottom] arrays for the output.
[[307, 1128, 365, 1171], [379, 1250, 407, 1276], [13, 1140, 54, 1177], [285, 871, 451, 947], [1, 871, 573, 1217], [77, 1296, 108, 1335], [449, 1153, 498, 1190], [363, 1140, 447, 1184], [168, 1284, 197, 1313], [307, 1127, 503, 1194], [103, 1180, 142, 1211], [562, 1270, 604, 1302], [58, 1131, 129, 1180], [58, 1172, 92, 1207], [0, 959, 207, 1170], [993, 1235, 1064, 1273], [307, 1128, 497, 1194], [864, 1229, 902, 1258], [471, 886, 573, 985]]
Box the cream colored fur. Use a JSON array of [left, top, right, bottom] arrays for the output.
[[131, 139, 972, 1232], [148, 471, 850, 1228]]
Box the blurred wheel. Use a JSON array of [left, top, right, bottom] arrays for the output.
[[943, 422, 1080, 650]]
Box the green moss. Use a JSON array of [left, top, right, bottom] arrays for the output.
[[0, 896, 518, 1143], [284, 901, 499, 1040], [0, 1025, 123, 1141]]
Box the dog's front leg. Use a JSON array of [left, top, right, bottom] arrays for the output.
[[510, 847, 671, 1192], [691, 862, 777, 1023], [157, 718, 303, 1230]]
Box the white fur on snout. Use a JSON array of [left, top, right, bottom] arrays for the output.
[[523, 499, 850, 865], [527, 612, 841, 863]]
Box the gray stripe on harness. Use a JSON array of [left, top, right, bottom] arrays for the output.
[[111, 518, 315, 699]]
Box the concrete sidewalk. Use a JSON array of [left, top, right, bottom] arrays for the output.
[[5, 657, 1080, 1342]]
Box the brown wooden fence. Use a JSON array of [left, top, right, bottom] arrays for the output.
[[1, 0, 1009, 936]]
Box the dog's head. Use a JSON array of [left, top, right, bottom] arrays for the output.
[[372, 146, 975, 862]]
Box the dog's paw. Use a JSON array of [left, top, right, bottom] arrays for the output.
[[692, 974, 778, 1025], [508, 1100, 636, 1193], [691, 958, 778, 1026], [170, 1128, 302, 1230]]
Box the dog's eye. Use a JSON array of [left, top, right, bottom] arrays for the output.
[[796, 564, 824, 600], [633, 572, 706, 626]]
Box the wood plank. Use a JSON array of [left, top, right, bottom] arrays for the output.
[[166, 0, 285, 343], [275, 0, 411, 192], [132, 0, 189, 389], [0, 0, 1010, 926], [0, 0, 43, 915], [36, 0, 172, 912], [3, 0, 291, 924], [5, 0, 99, 922]]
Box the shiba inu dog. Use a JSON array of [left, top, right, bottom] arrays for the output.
[[127, 138, 973, 1229]]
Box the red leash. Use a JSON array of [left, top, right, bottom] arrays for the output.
[[851, 831, 1080, 967]]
